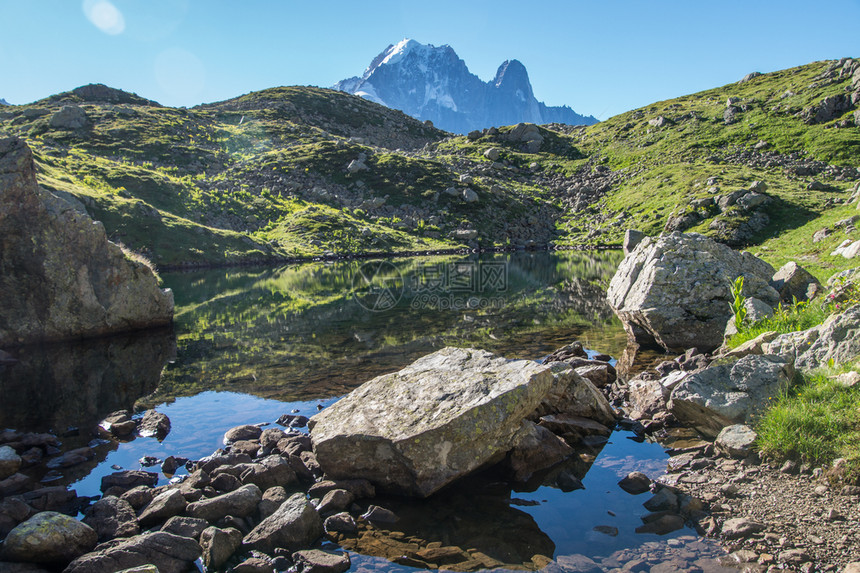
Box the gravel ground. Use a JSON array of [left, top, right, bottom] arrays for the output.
[[662, 453, 860, 572]]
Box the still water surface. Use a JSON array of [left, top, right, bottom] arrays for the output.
[[0, 251, 733, 570]]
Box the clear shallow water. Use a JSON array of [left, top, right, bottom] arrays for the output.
[[0, 250, 732, 570]]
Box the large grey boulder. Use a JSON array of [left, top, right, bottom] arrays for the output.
[[243, 492, 323, 554], [0, 137, 173, 346], [795, 305, 860, 370], [607, 232, 778, 352], [62, 532, 201, 573], [669, 354, 795, 438], [309, 347, 608, 497], [2, 512, 97, 564]]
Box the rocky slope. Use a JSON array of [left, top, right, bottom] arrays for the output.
[[334, 39, 597, 133], [0, 58, 857, 274], [0, 136, 174, 346]]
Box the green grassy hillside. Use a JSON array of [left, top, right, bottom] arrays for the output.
[[1, 58, 858, 275]]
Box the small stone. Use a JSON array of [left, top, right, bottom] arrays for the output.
[[729, 549, 759, 563], [643, 488, 678, 512], [160, 516, 208, 539], [778, 548, 810, 564], [0, 445, 23, 479], [813, 484, 829, 496], [720, 483, 740, 498], [635, 513, 685, 535], [138, 410, 171, 440], [200, 526, 242, 570], [593, 525, 619, 536], [316, 489, 354, 515], [824, 508, 843, 521], [361, 505, 399, 523], [483, 148, 501, 161], [715, 424, 757, 458], [137, 488, 187, 528], [120, 486, 154, 510], [722, 517, 766, 539], [292, 549, 351, 573], [618, 471, 651, 494], [780, 460, 798, 474], [161, 456, 179, 475], [232, 556, 275, 572], [324, 512, 357, 534], [223, 424, 262, 445]]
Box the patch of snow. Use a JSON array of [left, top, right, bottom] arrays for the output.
[[354, 82, 388, 107], [334, 77, 360, 94], [424, 82, 457, 112], [515, 89, 525, 102]]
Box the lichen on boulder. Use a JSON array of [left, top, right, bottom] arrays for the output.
[[309, 347, 612, 497], [607, 232, 778, 353]]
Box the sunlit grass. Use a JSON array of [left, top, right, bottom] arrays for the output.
[[756, 364, 860, 478]]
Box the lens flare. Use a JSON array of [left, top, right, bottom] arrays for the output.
[[82, 0, 126, 35]]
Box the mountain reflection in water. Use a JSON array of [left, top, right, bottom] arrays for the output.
[[151, 251, 627, 406]]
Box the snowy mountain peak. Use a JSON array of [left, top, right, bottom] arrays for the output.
[[0, 98, 9, 106], [380, 38, 423, 66], [335, 40, 597, 134]]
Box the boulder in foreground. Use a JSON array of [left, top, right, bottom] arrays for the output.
[[607, 232, 778, 353], [309, 347, 609, 497], [0, 136, 173, 346]]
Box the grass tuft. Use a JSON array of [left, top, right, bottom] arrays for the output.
[[756, 364, 860, 478], [727, 298, 834, 348]]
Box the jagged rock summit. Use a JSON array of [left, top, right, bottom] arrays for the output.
[[334, 38, 597, 134], [0, 136, 174, 346]]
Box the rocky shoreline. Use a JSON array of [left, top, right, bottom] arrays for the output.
[[2, 231, 860, 572]]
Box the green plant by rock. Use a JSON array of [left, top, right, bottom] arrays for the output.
[[729, 276, 747, 331]]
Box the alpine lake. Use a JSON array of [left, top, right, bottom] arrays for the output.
[[0, 250, 737, 572]]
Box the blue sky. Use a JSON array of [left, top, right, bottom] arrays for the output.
[[1, 0, 858, 119]]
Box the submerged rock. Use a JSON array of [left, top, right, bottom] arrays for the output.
[[309, 347, 606, 497], [607, 232, 778, 352], [0, 137, 173, 346]]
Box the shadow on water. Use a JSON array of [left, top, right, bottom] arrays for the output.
[[0, 327, 175, 432]]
